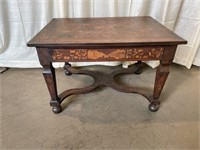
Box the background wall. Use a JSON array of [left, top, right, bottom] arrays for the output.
[[0, 0, 200, 69]]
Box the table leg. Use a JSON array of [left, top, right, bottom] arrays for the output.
[[42, 63, 62, 114], [64, 62, 72, 76], [134, 61, 143, 75], [149, 61, 170, 112]]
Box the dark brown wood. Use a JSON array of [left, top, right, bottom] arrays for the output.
[[27, 17, 187, 114], [37, 48, 62, 113], [153, 45, 177, 99], [150, 46, 178, 111], [153, 62, 169, 99], [60, 65, 153, 103], [134, 61, 144, 75], [27, 17, 187, 48]]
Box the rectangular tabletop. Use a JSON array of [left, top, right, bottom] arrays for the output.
[[27, 16, 187, 48]]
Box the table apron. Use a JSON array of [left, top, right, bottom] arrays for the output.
[[49, 46, 164, 62]]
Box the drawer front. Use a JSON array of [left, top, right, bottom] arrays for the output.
[[50, 47, 164, 62]]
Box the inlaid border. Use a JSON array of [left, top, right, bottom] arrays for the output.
[[50, 47, 164, 62]]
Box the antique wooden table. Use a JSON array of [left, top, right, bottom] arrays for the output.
[[27, 16, 187, 114]]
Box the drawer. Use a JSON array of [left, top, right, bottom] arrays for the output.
[[50, 46, 164, 62]]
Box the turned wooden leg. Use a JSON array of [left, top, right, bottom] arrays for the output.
[[42, 63, 62, 114]]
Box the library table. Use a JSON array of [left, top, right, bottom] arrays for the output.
[[27, 16, 187, 114]]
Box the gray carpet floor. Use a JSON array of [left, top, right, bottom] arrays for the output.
[[1, 64, 199, 149]]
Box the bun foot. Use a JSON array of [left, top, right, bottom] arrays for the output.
[[134, 68, 143, 75], [134, 61, 143, 75], [52, 106, 62, 114], [149, 103, 160, 112], [65, 70, 72, 76], [64, 62, 72, 76]]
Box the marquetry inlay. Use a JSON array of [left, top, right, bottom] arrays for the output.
[[51, 47, 164, 62]]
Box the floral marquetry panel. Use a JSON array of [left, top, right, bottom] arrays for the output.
[[51, 47, 164, 62]]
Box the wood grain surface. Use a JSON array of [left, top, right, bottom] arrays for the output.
[[27, 16, 187, 48]]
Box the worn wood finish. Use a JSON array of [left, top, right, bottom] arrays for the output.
[[27, 17, 187, 114], [27, 16, 187, 48]]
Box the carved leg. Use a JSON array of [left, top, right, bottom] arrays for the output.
[[42, 63, 62, 114], [64, 62, 72, 76], [149, 62, 170, 112]]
